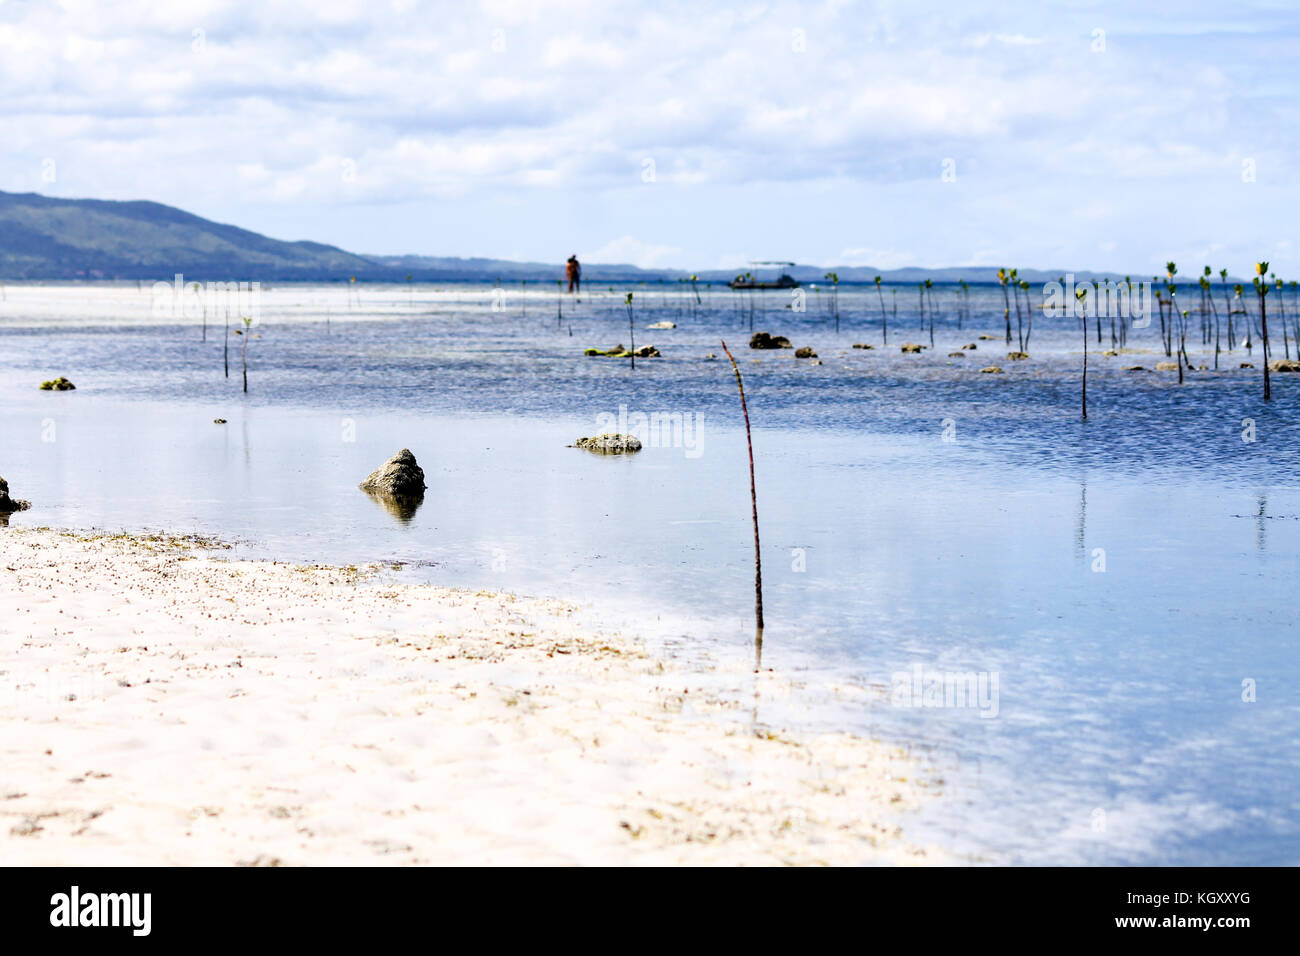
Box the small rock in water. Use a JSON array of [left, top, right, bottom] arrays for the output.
[[852, 343, 874, 349], [1269, 358, 1300, 372], [213, 418, 227, 424], [1239, 362, 1255, 369], [749, 332, 792, 349], [39, 376, 76, 391], [948, 352, 966, 358], [978, 334, 996, 340], [795, 346, 817, 358], [572, 433, 642, 454], [703, 352, 718, 360], [961, 343, 977, 350], [359, 448, 427, 498], [1103, 349, 1119, 357], [979, 366, 1004, 374], [647, 321, 675, 330], [899, 343, 924, 353], [1123, 365, 1148, 372], [1154, 361, 1179, 371], [0, 476, 32, 514], [1006, 351, 1029, 361], [585, 344, 660, 358]]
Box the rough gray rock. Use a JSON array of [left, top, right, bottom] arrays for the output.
[[359, 449, 426, 497], [749, 332, 792, 349], [572, 433, 642, 454], [0, 476, 32, 513]]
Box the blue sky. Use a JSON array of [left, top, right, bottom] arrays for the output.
[[2, 0, 1298, 275]]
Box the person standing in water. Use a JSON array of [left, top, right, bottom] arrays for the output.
[[566, 254, 581, 294]]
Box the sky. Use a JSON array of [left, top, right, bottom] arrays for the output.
[[2, 0, 1298, 275]]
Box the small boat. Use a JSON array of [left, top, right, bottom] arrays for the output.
[[729, 261, 800, 290]]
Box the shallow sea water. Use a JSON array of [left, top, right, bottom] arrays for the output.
[[2, 281, 1297, 864]]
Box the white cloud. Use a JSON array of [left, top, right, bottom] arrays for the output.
[[582, 236, 684, 269], [0, 0, 1296, 271], [837, 247, 916, 270]]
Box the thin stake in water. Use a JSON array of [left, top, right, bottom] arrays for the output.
[[720, 340, 764, 657]]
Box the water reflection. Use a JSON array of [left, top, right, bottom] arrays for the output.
[[1074, 476, 1088, 559], [363, 489, 425, 524]]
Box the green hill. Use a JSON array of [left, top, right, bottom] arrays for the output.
[[0, 190, 377, 280]]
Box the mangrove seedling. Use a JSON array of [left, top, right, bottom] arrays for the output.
[[193, 281, 206, 342], [1077, 287, 1089, 421], [997, 268, 1011, 344], [239, 315, 253, 393], [874, 275, 887, 343], [1255, 263, 1272, 401], [825, 272, 839, 332]]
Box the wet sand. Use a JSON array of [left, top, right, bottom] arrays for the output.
[[0, 528, 939, 865]]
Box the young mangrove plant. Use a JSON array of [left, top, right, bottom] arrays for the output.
[[874, 275, 887, 344], [1204, 275, 1221, 368], [719, 339, 764, 650], [1163, 262, 1178, 356], [1009, 268, 1025, 351], [1077, 287, 1089, 420], [1120, 276, 1132, 347], [1177, 310, 1188, 383], [194, 281, 207, 342], [239, 315, 253, 393], [1255, 263, 1272, 401], [825, 272, 839, 332], [997, 268, 1012, 344], [924, 278, 935, 347]]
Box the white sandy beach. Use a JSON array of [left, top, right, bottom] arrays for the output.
[[0, 528, 940, 866]]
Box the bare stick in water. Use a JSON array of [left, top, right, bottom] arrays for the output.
[[1077, 287, 1088, 420], [626, 292, 636, 371], [720, 340, 764, 646]]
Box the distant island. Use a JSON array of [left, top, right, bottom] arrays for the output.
[[0, 189, 1138, 285]]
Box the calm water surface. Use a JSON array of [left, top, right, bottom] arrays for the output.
[[2, 282, 1297, 864]]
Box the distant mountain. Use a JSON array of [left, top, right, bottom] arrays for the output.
[[0, 190, 375, 280], [0, 189, 1160, 285]]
